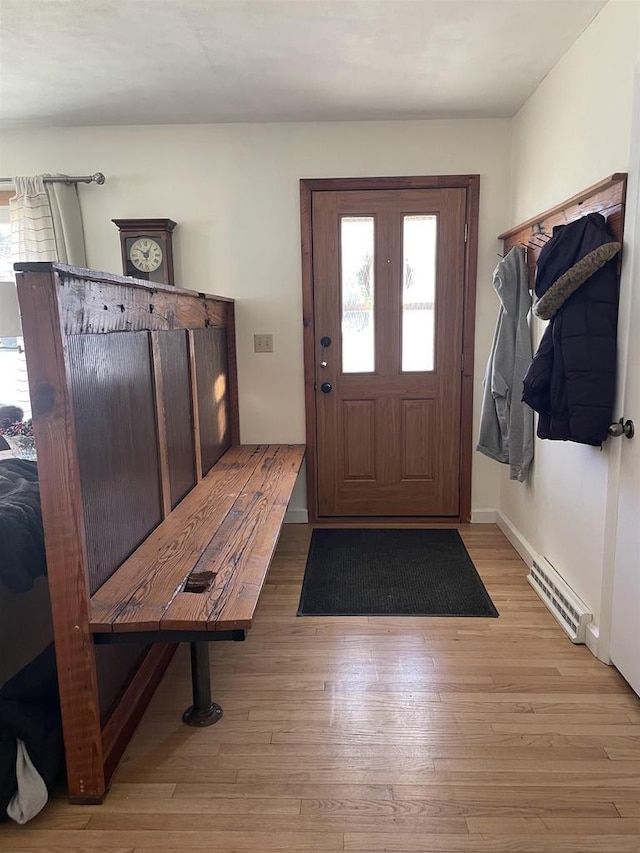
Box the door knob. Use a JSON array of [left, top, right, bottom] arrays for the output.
[[608, 418, 635, 439], [320, 336, 332, 348], [320, 382, 332, 394]]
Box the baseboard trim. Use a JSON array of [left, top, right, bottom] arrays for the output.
[[496, 510, 536, 568], [497, 511, 602, 661], [471, 509, 498, 524], [284, 507, 309, 524], [585, 622, 602, 660]]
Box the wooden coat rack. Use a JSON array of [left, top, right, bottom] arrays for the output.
[[498, 173, 628, 288]]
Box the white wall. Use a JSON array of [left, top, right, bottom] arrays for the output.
[[0, 118, 512, 516], [500, 0, 640, 630]]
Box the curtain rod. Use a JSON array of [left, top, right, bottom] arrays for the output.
[[0, 173, 106, 186]]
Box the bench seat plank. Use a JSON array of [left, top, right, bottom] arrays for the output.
[[89, 444, 304, 635], [211, 447, 307, 631], [162, 444, 305, 631], [90, 445, 270, 632]]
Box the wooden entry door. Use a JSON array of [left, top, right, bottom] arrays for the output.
[[307, 182, 473, 518]]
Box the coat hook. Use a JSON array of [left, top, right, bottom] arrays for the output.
[[597, 202, 619, 218]]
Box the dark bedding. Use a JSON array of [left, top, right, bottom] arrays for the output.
[[0, 645, 64, 822], [0, 460, 46, 593]]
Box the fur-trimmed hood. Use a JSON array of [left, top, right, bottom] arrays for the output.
[[533, 213, 621, 321]]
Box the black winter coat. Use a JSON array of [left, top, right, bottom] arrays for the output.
[[521, 213, 621, 446]]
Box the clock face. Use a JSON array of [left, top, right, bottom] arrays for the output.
[[129, 238, 163, 273]]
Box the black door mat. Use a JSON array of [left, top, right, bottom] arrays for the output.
[[297, 528, 498, 617]]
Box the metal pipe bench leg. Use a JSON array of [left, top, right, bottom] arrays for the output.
[[182, 642, 223, 726]]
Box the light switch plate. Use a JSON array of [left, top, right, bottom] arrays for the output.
[[254, 333, 274, 353]]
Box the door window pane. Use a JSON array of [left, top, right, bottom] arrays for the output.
[[341, 217, 374, 373], [402, 215, 436, 372]]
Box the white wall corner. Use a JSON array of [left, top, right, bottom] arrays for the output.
[[470, 509, 498, 523], [496, 510, 535, 568], [284, 507, 309, 524]]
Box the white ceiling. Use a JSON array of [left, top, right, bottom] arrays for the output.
[[1, 0, 606, 127]]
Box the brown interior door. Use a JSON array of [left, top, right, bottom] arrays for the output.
[[312, 188, 467, 517]]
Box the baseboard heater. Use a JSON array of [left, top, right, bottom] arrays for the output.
[[528, 557, 592, 643]]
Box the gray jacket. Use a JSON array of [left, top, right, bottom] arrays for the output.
[[477, 247, 534, 482]]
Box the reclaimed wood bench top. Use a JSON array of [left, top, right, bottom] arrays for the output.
[[89, 444, 305, 634]]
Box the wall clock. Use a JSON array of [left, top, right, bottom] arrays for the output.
[[112, 218, 177, 286]]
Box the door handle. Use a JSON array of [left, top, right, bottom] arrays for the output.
[[320, 382, 332, 394], [608, 418, 635, 439]]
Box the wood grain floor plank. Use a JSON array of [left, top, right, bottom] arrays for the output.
[[394, 784, 640, 801], [108, 784, 176, 799], [234, 767, 640, 786], [45, 797, 302, 816], [18, 523, 640, 852], [248, 705, 574, 722], [614, 801, 640, 817], [86, 811, 468, 834], [0, 831, 342, 850], [172, 782, 394, 801], [300, 795, 620, 818], [0, 849, 134, 853], [541, 817, 640, 835], [468, 816, 640, 835], [18, 812, 93, 830], [344, 834, 640, 852], [606, 747, 640, 760], [432, 758, 640, 772], [492, 722, 640, 735]]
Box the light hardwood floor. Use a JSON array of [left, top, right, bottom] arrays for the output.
[[3, 523, 640, 852]]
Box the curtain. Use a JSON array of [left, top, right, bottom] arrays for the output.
[[9, 175, 87, 265], [9, 176, 57, 263], [46, 181, 87, 266], [6, 175, 88, 418]]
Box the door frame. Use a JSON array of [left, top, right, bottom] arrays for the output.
[[300, 175, 480, 523]]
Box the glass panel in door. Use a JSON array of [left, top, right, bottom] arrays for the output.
[[402, 215, 437, 372], [341, 216, 375, 374]]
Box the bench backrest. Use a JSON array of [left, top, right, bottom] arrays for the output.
[[15, 262, 239, 801]]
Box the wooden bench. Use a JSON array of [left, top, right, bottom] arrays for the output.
[[90, 443, 304, 725], [15, 262, 305, 802]]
